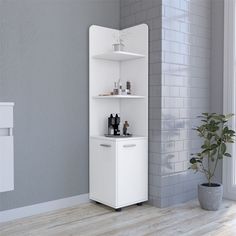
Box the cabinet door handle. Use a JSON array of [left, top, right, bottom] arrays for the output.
[[100, 144, 111, 147], [123, 144, 136, 148]]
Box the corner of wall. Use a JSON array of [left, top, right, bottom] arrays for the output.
[[120, 0, 213, 208]]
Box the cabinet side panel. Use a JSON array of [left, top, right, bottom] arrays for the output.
[[0, 137, 14, 192]]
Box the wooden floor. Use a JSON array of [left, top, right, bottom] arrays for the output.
[[1, 200, 236, 236]]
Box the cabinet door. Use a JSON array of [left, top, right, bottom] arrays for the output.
[[0, 136, 14, 192], [117, 139, 148, 207], [89, 138, 116, 207]]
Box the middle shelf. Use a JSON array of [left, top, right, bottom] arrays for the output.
[[93, 95, 145, 99], [93, 51, 145, 61]]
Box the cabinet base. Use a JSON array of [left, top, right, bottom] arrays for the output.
[[115, 208, 122, 212], [137, 202, 143, 206]]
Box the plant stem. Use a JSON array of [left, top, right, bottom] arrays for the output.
[[207, 151, 211, 186], [201, 162, 210, 184], [211, 122, 223, 183], [211, 141, 222, 182]]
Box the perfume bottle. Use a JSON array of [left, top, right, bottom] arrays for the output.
[[123, 121, 129, 135]]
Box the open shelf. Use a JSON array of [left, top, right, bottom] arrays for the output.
[[90, 24, 148, 140], [93, 51, 145, 61], [93, 95, 145, 99]]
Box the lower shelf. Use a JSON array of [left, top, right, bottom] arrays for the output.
[[90, 135, 147, 141]]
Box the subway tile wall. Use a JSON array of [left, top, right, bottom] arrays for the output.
[[120, 0, 211, 207]]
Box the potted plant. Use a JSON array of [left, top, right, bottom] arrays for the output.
[[189, 113, 235, 210]]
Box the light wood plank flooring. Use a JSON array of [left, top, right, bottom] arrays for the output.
[[1, 199, 236, 236]]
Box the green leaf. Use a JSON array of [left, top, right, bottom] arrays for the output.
[[224, 153, 232, 157], [210, 144, 218, 150], [202, 149, 210, 154], [207, 133, 212, 140], [223, 127, 229, 134], [204, 140, 210, 146], [221, 143, 226, 154], [190, 158, 197, 164], [225, 113, 234, 119], [228, 130, 235, 135], [211, 148, 217, 156]]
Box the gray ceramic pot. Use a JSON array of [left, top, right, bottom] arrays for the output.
[[198, 183, 223, 211]]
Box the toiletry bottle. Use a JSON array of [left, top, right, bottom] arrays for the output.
[[113, 82, 118, 95], [108, 125, 114, 135], [108, 114, 114, 135], [118, 79, 122, 95], [114, 114, 120, 135], [126, 81, 131, 95], [123, 121, 129, 136]]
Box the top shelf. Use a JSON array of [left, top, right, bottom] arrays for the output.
[[93, 51, 145, 61], [0, 102, 14, 106], [93, 95, 145, 99]]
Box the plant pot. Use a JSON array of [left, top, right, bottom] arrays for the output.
[[198, 183, 223, 211]]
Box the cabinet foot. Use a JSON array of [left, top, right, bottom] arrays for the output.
[[115, 208, 122, 212], [137, 202, 143, 206]]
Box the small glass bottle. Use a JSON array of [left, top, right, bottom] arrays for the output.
[[126, 81, 131, 95], [113, 82, 118, 95], [118, 79, 122, 95]]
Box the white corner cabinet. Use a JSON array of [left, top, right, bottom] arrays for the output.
[[89, 24, 148, 210], [90, 136, 148, 209], [0, 103, 14, 193]]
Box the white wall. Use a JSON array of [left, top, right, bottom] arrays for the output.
[[158, 0, 211, 207], [121, 0, 212, 207], [0, 0, 120, 212], [120, 0, 163, 206]]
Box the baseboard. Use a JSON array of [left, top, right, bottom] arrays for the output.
[[0, 193, 89, 223]]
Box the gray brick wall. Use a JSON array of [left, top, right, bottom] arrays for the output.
[[120, 0, 211, 207]]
